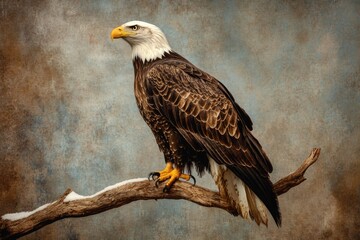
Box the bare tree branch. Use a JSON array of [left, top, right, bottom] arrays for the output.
[[273, 148, 321, 195], [0, 148, 320, 239]]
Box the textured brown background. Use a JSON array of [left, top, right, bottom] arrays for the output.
[[1, 0, 359, 239]]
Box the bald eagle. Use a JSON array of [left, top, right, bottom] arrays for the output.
[[111, 21, 281, 226]]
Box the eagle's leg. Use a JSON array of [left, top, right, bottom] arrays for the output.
[[148, 126, 196, 191]]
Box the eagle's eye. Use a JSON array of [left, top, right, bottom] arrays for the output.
[[130, 25, 139, 31]]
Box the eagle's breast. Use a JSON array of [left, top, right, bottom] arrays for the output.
[[133, 56, 167, 133]]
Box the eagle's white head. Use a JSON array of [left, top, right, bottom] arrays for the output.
[[111, 20, 171, 62]]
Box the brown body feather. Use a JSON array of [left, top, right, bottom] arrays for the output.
[[133, 51, 281, 225]]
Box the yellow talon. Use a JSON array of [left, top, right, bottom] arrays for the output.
[[148, 162, 173, 180], [149, 163, 195, 192], [180, 174, 191, 181], [164, 168, 182, 187], [161, 162, 173, 174]]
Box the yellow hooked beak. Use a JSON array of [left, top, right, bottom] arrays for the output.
[[111, 26, 134, 40]]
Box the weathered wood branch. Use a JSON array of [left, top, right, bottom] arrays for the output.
[[0, 148, 320, 239]]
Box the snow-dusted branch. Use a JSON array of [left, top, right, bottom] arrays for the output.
[[0, 148, 320, 239]]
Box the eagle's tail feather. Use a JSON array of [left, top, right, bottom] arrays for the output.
[[245, 185, 268, 225], [209, 157, 268, 226]]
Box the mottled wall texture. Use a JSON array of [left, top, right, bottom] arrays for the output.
[[1, 0, 359, 239]]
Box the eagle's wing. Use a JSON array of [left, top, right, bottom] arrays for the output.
[[145, 62, 280, 225], [146, 62, 271, 171]]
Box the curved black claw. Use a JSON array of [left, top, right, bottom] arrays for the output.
[[189, 175, 196, 186], [155, 178, 162, 188], [148, 172, 160, 181], [163, 185, 171, 193]]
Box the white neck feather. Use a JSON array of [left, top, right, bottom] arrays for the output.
[[132, 41, 171, 62]]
